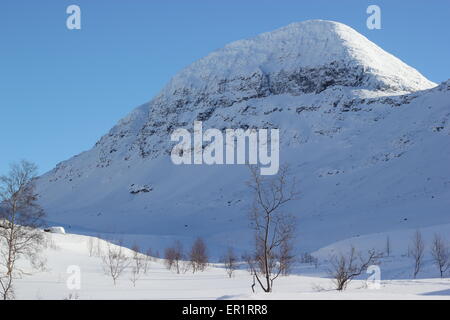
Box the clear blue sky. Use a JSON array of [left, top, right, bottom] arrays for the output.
[[1, 0, 449, 175]]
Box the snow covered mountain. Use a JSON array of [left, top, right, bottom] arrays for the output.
[[35, 20, 450, 254]]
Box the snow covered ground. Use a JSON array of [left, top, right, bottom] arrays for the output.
[[12, 229, 450, 300]]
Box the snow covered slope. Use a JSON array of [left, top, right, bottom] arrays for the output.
[[35, 20, 449, 255], [13, 231, 450, 299]]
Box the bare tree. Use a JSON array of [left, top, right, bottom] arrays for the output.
[[129, 243, 144, 286], [145, 247, 156, 263], [246, 165, 298, 293], [87, 237, 95, 257], [409, 230, 425, 279], [164, 240, 184, 274], [131, 244, 143, 269], [431, 234, 449, 278], [221, 247, 238, 278], [95, 235, 103, 257], [189, 237, 208, 273], [129, 266, 140, 287], [102, 240, 130, 285], [164, 247, 176, 270], [328, 247, 380, 291], [385, 236, 391, 257], [279, 239, 295, 276], [87, 234, 103, 257], [142, 248, 152, 273], [0, 160, 46, 300], [299, 252, 318, 268]]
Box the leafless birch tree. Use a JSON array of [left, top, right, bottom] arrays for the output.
[[385, 236, 391, 257], [164, 240, 184, 274], [409, 230, 425, 279], [328, 247, 380, 291], [222, 247, 238, 278], [129, 243, 144, 286], [431, 234, 449, 278], [0, 160, 46, 300], [189, 237, 208, 273], [246, 165, 298, 293], [102, 240, 130, 285]]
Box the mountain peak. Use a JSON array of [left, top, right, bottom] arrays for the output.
[[36, 20, 449, 255], [161, 20, 435, 96]]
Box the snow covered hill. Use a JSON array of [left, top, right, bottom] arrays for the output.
[[35, 20, 450, 256], [12, 231, 450, 299]]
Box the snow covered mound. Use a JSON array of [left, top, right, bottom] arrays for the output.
[[35, 20, 449, 255]]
